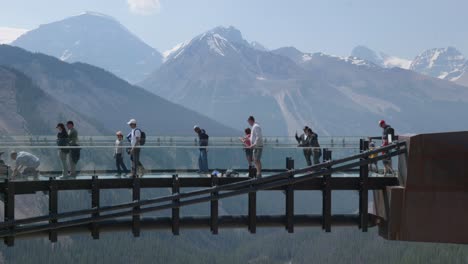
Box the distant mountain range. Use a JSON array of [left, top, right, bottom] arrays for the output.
[[0, 45, 234, 136], [141, 26, 468, 136], [12, 12, 162, 84], [4, 12, 468, 136], [350, 45, 468, 87]]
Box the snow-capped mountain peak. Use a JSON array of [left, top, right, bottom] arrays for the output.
[[351, 45, 411, 69], [410, 47, 466, 79]]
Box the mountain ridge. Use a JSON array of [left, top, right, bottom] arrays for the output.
[[12, 12, 162, 83]]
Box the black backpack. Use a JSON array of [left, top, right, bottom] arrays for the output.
[[134, 129, 146, 146]]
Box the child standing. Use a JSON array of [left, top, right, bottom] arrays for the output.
[[239, 128, 253, 170], [368, 140, 379, 173], [115, 131, 129, 177]]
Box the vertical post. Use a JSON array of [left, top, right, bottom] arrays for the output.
[[322, 149, 332, 232], [360, 140, 370, 232], [210, 173, 219, 234], [3, 179, 15, 246], [248, 175, 257, 234], [132, 177, 141, 237], [91, 176, 100, 239], [172, 174, 180, 235], [285, 173, 294, 233], [286, 157, 295, 170], [49, 177, 58, 242]]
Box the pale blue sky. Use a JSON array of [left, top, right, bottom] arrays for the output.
[[1, 0, 467, 58]]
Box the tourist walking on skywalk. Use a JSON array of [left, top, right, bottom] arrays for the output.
[[56, 123, 69, 177], [295, 126, 313, 166], [194, 125, 209, 174], [247, 116, 263, 178], [67, 121, 80, 177], [379, 120, 395, 176], [308, 128, 322, 165], [114, 131, 129, 177], [127, 119, 145, 177]]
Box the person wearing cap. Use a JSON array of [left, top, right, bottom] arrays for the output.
[[114, 131, 129, 177], [127, 119, 144, 177], [194, 125, 209, 173], [10, 151, 40, 179], [247, 116, 263, 178], [295, 126, 312, 166], [56, 123, 69, 177], [67, 121, 80, 177]]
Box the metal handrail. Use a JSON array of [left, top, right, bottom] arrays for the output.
[[0, 141, 405, 235]]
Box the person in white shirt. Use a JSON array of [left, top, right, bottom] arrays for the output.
[[295, 126, 312, 166], [247, 116, 263, 178], [126, 119, 144, 177], [114, 131, 129, 177], [10, 151, 40, 178]]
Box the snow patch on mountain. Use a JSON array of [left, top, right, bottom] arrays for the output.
[[60, 49, 73, 61], [163, 41, 188, 62], [382, 56, 412, 69], [302, 53, 312, 62], [351, 46, 411, 69]]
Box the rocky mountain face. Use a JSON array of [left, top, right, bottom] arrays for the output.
[[142, 27, 468, 136], [409, 47, 466, 80], [12, 12, 162, 84], [0, 66, 103, 135], [142, 27, 303, 135], [0, 45, 234, 136]]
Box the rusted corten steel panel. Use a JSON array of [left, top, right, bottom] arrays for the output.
[[378, 131, 468, 244]]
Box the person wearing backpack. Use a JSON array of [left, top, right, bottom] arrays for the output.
[[379, 120, 395, 176], [194, 125, 209, 174], [127, 119, 145, 177]]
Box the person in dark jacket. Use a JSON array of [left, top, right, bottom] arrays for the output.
[[295, 126, 312, 166], [379, 120, 395, 176], [67, 121, 80, 177], [308, 128, 322, 165], [194, 125, 209, 173], [56, 123, 69, 177]]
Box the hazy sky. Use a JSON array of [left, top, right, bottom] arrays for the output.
[[1, 0, 467, 58]]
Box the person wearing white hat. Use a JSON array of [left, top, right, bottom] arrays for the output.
[[127, 119, 144, 177], [114, 131, 129, 177]]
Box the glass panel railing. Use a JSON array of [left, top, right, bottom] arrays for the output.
[[0, 136, 399, 181]]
